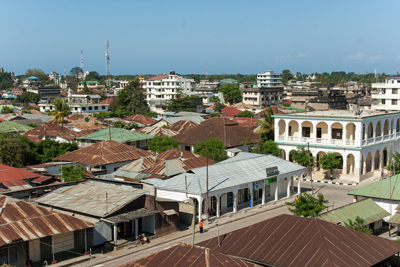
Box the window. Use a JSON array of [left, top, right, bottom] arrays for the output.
[[140, 140, 146, 147], [88, 107, 92, 110], [102, 106, 105, 109], [95, 106, 98, 110], [332, 128, 342, 139], [382, 99, 386, 104], [393, 89, 398, 94], [238, 188, 248, 204], [227, 192, 233, 207], [317, 128, 322, 138], [392, 99, 398, 105], [288, 126, 292, 136], [82, 107, 86, 111], [382, 89, 386, 94], [302, 127, 311, 137]]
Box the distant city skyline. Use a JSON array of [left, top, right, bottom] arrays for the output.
[[1, 0, 399, 76]]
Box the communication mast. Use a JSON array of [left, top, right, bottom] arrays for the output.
[[106, 40, 110, 81], [64, 66, 66, 77], [80, 50, 84, 73], [206, 62, 208, 78]]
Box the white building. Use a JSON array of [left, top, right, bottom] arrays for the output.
[[274, 110, 400, 182], [371, 75, 400, 111], [143, 72, 196, 113], [257, 70, 282, 88], [48, 71, 61, 84], [153, 152, 305, 221]]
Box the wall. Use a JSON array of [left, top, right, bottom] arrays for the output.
[[372, 198, 400, 218], [155, 201, 179, 236], [93, 221, 112, 246]]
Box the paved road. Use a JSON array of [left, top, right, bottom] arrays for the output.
[[81, 180, 364, 267]]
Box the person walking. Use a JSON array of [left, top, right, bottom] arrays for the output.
[[199, 220, 204, 233]]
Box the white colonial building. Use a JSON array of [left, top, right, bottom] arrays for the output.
[[371, 75, 400, 111], [274, 110, 400, 182], [143, 72, 196, 113]]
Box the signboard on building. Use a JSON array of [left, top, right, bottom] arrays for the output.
[[253, 181, 263, 191], [266, 176, 277, 185], [266, 166, 279, 177]]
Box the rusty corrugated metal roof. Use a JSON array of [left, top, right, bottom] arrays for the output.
[[124, 114, 157, 126], [24, 123, 74, 139], [134, 126, 178, 137], [68, 116, 107, 131], [58, 130, 96, 141], [155, 148, 202, 162], [36, 180, 149, 218], [53, 140, 155, 165], [117, 243, 260, 267], [165, 120, 198, 133], [2, 180, 32, 191], [197, 214, 400, 267], [0, 164, 40, 183], [0, 196, 93, 246]]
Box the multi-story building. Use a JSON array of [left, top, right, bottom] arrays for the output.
[[77, 81, 106, 92], [48, 71, 61, 84], [274, 110, 400, 182], [194, 80, 221, 105], [371, 75, 400, 111], [143, 72, 196, 113], [257, 70, 282, 88], [23, 76, 41, 88]]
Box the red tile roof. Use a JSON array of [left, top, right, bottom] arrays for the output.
[[101, 98, 116, 104], [124, 114, 157, 126], [197, 214, 400, 267], [221, 106, 241, 119], [146, 74, 169, 81], [0, 164, 40, 183], [53, 140, 155, 165]]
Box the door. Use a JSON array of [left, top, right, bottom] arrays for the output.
[[29, 240, 41, 263]]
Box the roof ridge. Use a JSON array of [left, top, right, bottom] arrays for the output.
[[314, 218, 333, 266]]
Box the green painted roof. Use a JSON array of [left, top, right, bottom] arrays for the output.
[[77, 128, 154, 142], [282, 106, 305, 112], [0, 105, 15, 112], [221, 78, 238, 82], [317, 199, 390, 225], [78, 81, 100, 85], [387, 212, 400, 224], [348, 174, 400, 200], [0, 121, 33, 133]]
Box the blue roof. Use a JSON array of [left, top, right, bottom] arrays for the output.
[[28, 76, 39, 80]]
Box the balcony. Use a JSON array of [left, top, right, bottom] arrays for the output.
[[367, 138, 374, 145], [330, 139, 343, 145], [301, 137, 313, 143], [288, 136, 298, 142], [346, 140, 355, 146], [383, 134, 390, 141], [375, 136, 382, 142], [278, 136, 285, 141], [316, 138, 328, 144]]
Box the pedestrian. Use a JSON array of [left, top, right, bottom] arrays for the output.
[[199, 220, 204, 233]]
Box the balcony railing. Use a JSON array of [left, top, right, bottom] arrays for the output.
[[301, 137, 313, 143], [288, 136, 298, 142], [383, 134, 390, 141], [278, 136, 285, 141], [346, 139, 355, 146], [367, 138, 374, 145], [316, 138, 328, 144], [375, 136, 382, 142], [331, 139, 343, 145], [362, 139, 367, 146]]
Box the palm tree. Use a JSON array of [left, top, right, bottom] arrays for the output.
[[255, 107, 274, 141], [49, 98, 71, 131]]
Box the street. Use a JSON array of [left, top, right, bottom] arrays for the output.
[[71, 178, 372, 267]]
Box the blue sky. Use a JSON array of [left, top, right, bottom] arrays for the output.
[[1, 0, 399, 76]]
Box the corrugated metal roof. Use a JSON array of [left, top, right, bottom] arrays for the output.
[[77, 128, 154, 142], [2, 180, 32, 191], [163, 116, 205, 125], [0, 164, 40, 183], [21, 114, 52, 122], [36, 180, 149, 218], [387, 212, 400, 224], [106, 208, 158, 223], [53, 140, 155, 165], [58, 130, 96, 141], [25, 123, 75, 139], [196, 214, 400, 267], [118, 243, 260, 267], [134, 126, 178, 137], [155, 152, 305, 195], [68, 116, 107, 131], [0, 121, 33, 133], [165, 120, 198, 133], [0, 196, 94, 246], [317, 199, 390, 225], [348, 174, 400, 200], [124, 114, 157, 126], [119, 157, 157, 172]]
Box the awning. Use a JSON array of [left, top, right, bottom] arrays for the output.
[[163, 209, 178, 216], [104, 208, 159, 224]]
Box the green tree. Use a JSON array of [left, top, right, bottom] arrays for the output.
[[0, 136, 33, 167], [194, 138, 228, 162], [25, 68, 48, 81], [1, 106, 14, 114], [27, 123, 38, 128], [15, 92, 40, 103], [60, 165, 85, 182], [255, 107, 274, 141], [319, 152, 341, 180], [237, 110, 254, 118], [344, 216, 373, 234], [281, 69, 294, 85], [166, 88, 198, 112], [70, 66, 83, 82], [388, 152, 400, 175], [147, 136, 180, 153], [209, 96, 225, 111], [252, 140, 279, 156], [82, 81, 90, 94], [209, 112, 220, 118], [49, 99, 71, 131], [290, 146, 315, 167], [286, 192, 328, 217], [85, 71, 101, 81], [0, 73, 13, 91], [219, 84, 242, 105], [113, 80, 149, 116], [113, 121, 127, 129], [33, 140, 79, 163]]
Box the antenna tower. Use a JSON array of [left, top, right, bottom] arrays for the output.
[[359, 66, 362, 75], [64, 66, 66, 77], [106, 40, 110, 80], [206, 63, 208, 78], [80, 50, 84, 73]]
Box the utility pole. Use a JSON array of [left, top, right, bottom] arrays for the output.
[[106, 40, 110, 86], [206, 142, 209, 223], [308, 142, 313, 194], [80, 50, 84, 74]]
